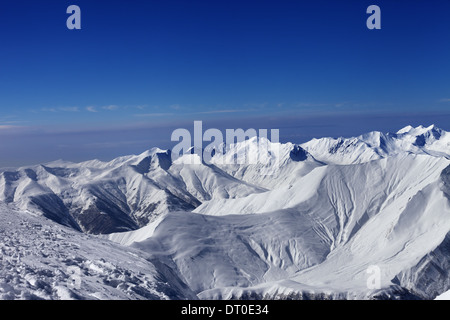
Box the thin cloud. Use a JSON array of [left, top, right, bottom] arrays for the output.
[[135, 108, 257, 117], [295, 102, 331, 108], [89, 104, 144, 112], [0, 125, 17, 130], [134, 113, 175, 117], [439, 98, 450, 102], [243, 102, 269, 109], [169, 104, 181, 110], [0, 125, 29, 132], [102, 105, 119, 111], [41, 107, 57, 112], [86, 106, 98, 113], [0, 120, 29, 125], [60, 106, 79, 112], [41, 107, 79, 112], [294, 101, 352, 109], [194, 109, 256, 115]]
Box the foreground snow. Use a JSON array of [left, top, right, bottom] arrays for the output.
[[435, 290, 450, 300], [0, 203, 195, 300]]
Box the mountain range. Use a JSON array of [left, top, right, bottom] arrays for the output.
[[0, 124, 449, 299]]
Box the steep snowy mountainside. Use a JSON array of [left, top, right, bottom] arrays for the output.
[[209, 137, 324, 189], [195, 154, 446, 221], [110, 153, 450, 299], [111, 210, 332, 295], [0, 203, 196, 300], [393, 231, 450, 300], [0, 148, 264, 234]]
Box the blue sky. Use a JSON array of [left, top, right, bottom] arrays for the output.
[[0, 0, 450, 166]]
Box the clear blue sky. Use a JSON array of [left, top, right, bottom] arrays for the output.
[[0, 0, 450, 166]]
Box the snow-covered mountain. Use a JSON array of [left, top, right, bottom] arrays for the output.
[[0, 148, 264, 234], [301, 124, 450, 165], [1, 124, 450, 300]]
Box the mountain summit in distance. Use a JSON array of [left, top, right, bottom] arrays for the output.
[[0, 125, 449, 300]]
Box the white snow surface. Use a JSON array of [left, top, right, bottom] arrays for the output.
[[435, 290, 450, 300], [0, 203, 196, 300], [2, 124, 450, 300]]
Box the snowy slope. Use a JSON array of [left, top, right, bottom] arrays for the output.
[[0, 203, 196, 300], [209, 137, 324, 189], [109, 153, 450, 299], [435, 290, 450, 300]]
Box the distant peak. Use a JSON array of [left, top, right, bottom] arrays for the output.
[[138, 147, 167, 158], [397, 125, 414, 134], [397, 124, 442, 136]]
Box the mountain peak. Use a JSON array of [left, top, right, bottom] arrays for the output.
[[397, 125, 415, 134], [397, 124, 441, 136], [300, 125, 449, 165]]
